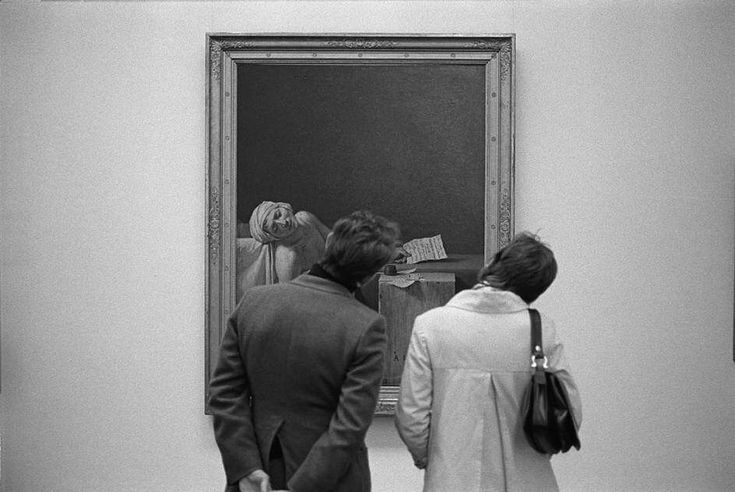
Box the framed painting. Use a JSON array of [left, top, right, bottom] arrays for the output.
[[206, 34, 515, 413]]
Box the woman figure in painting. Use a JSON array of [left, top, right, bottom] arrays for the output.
[[236, 201, 331, 300]]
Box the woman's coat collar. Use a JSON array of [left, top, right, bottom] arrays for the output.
[[446, 285, 529, 313]]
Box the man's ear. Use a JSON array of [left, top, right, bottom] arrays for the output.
[[325, 232, 334, 249]]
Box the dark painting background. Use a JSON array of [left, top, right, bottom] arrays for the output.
[[237, 63, 487, 255]]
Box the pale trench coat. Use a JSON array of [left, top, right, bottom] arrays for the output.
[[395, 286, 582, 492]]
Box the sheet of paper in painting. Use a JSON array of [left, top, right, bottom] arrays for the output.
[[403, 235, 448, 264], [383, 273, 422, 289]]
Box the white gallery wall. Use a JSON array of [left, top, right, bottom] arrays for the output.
[[1, 1, 733, 491]]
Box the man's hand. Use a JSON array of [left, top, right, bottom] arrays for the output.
[[239, 469, 271, 492]]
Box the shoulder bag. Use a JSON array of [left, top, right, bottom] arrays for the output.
[[521, 308, 581, 454]]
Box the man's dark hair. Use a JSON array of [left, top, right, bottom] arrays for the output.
[[477, 232, 557, 303], [321, 210, 400, 285]]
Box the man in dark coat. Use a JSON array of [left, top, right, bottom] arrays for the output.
[[209, 210, 400, 492]]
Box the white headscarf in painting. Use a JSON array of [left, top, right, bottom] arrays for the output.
[[248, 201, 292, 243]]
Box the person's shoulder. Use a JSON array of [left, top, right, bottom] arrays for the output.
[[326, 294, 383, 328], [415, 304, 449, 320], [241, 281, 295, 301], [536, 310, 560, 336], [410, 304, 455, 335], [323, 290, 377, 315], [294, 210, 317, 223], [532, 309, 557, 327]]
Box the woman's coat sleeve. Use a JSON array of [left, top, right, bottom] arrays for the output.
[[544, 315, 583, 430], [395, 322, 433, 468]]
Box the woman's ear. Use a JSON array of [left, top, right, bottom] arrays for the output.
[[325, 232, 334, 249]]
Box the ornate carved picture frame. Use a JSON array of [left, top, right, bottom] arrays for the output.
[[206, 34, 515, 413]]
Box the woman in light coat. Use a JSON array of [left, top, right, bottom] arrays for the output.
[[395, 232, 582, 492]]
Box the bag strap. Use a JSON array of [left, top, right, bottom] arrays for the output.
[[528, 308, 547, 369]]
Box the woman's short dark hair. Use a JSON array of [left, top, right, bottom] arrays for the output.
[[321, 210, 400, 284], [477, 232, 557, 303]]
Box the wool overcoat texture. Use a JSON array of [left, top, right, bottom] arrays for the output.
[[395, 286, 582, 492], [209, 274, 387, 492]]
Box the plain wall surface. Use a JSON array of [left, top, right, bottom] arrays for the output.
[[1, 1, 733, 491]]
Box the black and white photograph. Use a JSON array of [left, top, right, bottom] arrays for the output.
[[0, 2, 733, 491]]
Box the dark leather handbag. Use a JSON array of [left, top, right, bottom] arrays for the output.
[[521, 308, 581, 454]]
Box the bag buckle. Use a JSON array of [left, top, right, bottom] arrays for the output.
[[530, 345, 548, 369], [530, 355, 548, 369]]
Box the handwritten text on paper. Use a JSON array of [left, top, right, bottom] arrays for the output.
[[403, 235, 448, 264]]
